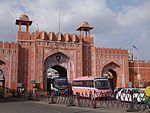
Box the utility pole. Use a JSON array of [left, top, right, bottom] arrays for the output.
[[133, 45, 141, 87]]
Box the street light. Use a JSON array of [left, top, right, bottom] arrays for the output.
[[133, 45, 141, 87]]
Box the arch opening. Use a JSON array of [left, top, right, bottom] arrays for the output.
[[44, 52, 69, 92], [46, 65, 67, 93], [105, 69, 117, 91], [51, 65, 67, 78], [102, 62, 119, 91]]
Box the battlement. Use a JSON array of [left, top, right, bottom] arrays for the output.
[[29, 31, 93, 44], [96, 47, 128, 55], [0, 41, 18, 49]]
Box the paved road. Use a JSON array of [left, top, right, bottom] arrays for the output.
[[0, 97, 144, 113]]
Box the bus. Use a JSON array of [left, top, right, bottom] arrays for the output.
[[72, 77, 112, 98], [47, 76, 69, 95]]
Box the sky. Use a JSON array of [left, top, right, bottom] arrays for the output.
[[0, 0, 150, 60]]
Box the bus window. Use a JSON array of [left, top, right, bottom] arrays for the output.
[[72, 80, 93, 87], [72, 81, 83, 87], [95, 80, 110, 89], [53, 78, 68, 90], [84, 80, 93, 87]]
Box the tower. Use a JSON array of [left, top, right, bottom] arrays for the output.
[[76, 21, 93, 76], [76, 21, 93, 38], [15, 14, 32, 40]]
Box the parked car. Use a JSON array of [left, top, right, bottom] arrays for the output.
[[116, 88, 145, 103]]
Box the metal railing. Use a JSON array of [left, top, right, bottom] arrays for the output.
[[32, 91, 149, 112]]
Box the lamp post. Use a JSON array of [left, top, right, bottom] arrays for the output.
[[133, 45, 141, 87]]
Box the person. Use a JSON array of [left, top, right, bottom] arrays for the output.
[[22, 87, 25, 96], [68, 83, 73, 96], [17, 88, 21, 97], [28, 90, 33, 100], [145, 86, 150, 108], [12, 89, 15, 97], [67, 83, 74, 106]]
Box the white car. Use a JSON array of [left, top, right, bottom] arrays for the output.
[[116, 88, 145, 103]]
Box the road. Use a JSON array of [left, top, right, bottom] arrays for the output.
[[0, 97, 143, 113]]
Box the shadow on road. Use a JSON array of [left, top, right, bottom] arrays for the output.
[[0, 96, 30, 103]]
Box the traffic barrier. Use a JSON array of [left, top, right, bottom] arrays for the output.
[[33, 90, 146, 112], [49, 91, 56, 104], [76, 92, 80, 107]]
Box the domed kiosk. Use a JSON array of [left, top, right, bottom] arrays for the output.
[[76, 21, 93, 37], [15, 14, 32, 32]]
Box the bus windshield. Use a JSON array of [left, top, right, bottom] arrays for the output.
[[95, 80, 110, 89], [53, 78, 68, 90]]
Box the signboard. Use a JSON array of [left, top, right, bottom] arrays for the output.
[[31, 80, 36, 84]]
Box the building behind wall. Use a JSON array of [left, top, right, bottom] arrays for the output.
[[129, 60, 150, 88], [0, 13, 150, 93]]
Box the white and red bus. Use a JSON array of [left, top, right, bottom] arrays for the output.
[[72, 77, 112, 98]]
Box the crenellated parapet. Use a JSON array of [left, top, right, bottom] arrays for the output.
[[0, 41, 18, 49], [96, 47, 128, 55], [30, 31, 83, 43]]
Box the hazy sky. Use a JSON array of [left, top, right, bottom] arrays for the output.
[[0, 0, 150, 60]]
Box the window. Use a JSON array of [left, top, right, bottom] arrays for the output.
[[72, 80, 93, 87], [95, 80, 110, 89]]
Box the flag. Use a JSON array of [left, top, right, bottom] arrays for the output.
[[133, 45, 138, 50]]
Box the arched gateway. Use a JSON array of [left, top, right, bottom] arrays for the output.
[[102, 62, 120, 90], [0, 13, 130, 92], [44, 52, 69, 91], [15, 14, 129, 92]]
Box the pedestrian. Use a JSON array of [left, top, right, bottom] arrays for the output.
[[22, 87, 25, 96], [28, 90, 33, 100]]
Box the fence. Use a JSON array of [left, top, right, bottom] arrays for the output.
[[32, 90, 149, 112]]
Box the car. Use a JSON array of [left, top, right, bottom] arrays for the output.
[[116, 88, 145, 103]]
